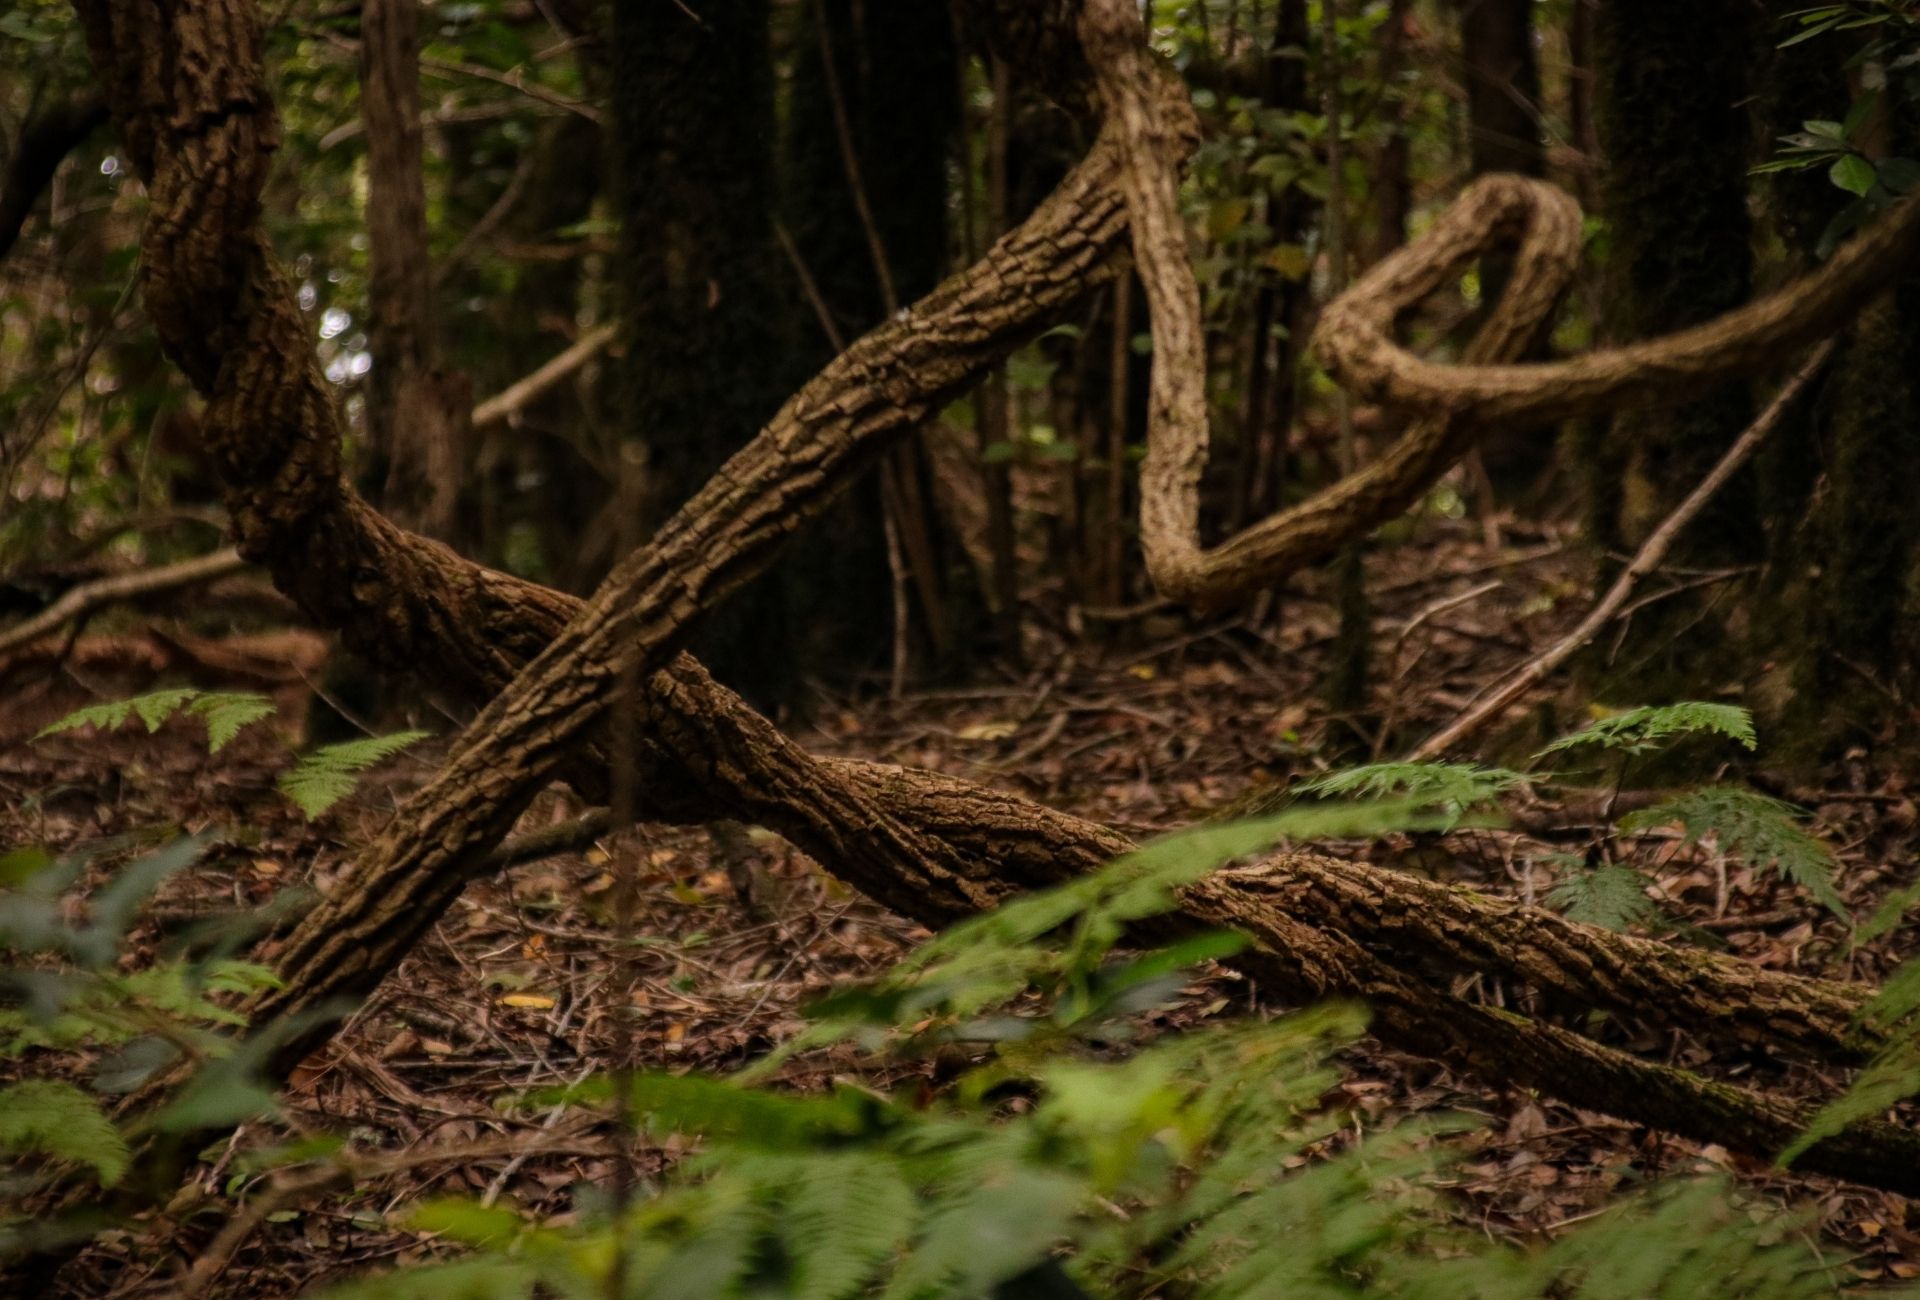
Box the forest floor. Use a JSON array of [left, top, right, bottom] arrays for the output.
[[5, 517, 1920, 1294]]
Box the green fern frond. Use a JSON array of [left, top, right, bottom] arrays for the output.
[[780, 1153, 915, 1299], [1537, 702, 1757, 759], [35, 687, 200, 741], [1866, 956, 1920, 1032], [1779, 1039, 1920, 1169], [190, 693, 276, 753], [1297, 762, 1525, 829], [1546, 864, 1662, 931], [0, 1079, 130, 1185], [278, 730, 429, 817], [1620, 786, 1846, 919], [1862, 877, 1920, 943], [33, 688, 276, 754]]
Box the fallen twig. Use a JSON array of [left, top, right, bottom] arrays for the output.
[[0, 546, 246, 657], [1408, 342, 1834, 760]]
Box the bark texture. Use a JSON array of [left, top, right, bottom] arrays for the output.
[[1083, 0, 1920, 608]]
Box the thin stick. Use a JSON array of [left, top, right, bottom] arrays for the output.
[[1408, 341, 1833, 761], [0, 547, 245, 656], [468, 323, 617, 431], [811, 2, 899, 317]]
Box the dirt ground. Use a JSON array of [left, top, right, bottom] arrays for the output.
[[6, 517, 1920, 1295]]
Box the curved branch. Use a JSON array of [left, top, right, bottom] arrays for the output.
[[1077, 0, 1920, 608], [0, 547, 245, 657]]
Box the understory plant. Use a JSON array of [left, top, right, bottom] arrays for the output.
[[1293, 701, 1847, 931]]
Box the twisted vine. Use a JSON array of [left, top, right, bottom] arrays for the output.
[[1077, 0, 1920, 607]]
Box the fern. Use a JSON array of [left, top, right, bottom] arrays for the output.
[[278, 730, 430, 817], [1619, 787, 1846, 919], [1778, 1038, 1920, 1170], [1297, 761, 1524, 830], [34, 688, 275, 754], [767, 801, 1450, 1074], [1861, 876, 1920, 943], [195, 693, 277, 752], [1536, 702, 1757, 759], [1546, 864, 1662, 932], [777, 1153, 916, 1299], [0, 1079, 129, 1186]]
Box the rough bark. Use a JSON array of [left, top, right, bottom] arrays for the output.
[[41, 0, 1920, 1247]]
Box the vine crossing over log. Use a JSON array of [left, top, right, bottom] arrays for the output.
[[48, 0, 1920, 1231]]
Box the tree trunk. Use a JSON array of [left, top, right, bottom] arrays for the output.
[[609, 0, 796, 710], [360, 0, 469, 544], [1458, 0, 1550, 491], [1770, 77, 1920, 750], [1574, 0, 1758, 693]]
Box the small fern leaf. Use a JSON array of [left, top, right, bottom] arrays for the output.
[[1536, 702, 1756, 760], [1298, 762, 1524, 830], [0, 1079, 130, 1185], [783, 1153, 915, 1299], [1620, 786, 1846, 919], [1779, 1040, 1920, 1168], [1862, 878, 1920, 944], [1546, 864, 1661, 932], [34, 687, 202, 742], [189, 692, 276, 753], [278, 730, 429, 817], [1866, 955, 1920, 1033]]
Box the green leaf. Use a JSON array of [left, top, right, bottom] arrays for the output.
[[189, 692, 277, 753], [1830, 153, 1877, 196], [1862, 877, 1920, 943], [0, 1080, 130, 1185], [69, 833, 212, 967], [0, 846, 55, 888], [780, 1154, 916, 1299], [1779, 1040, 1920, 1167], [408, 1198, 527, 1247], [1546, 864, 1661, 932], [1296, 761, 1524, 830], [34, 688, 201, 742], [1536, 702, 1756, 760], [1619, 787, 1846, 919], [32, 689, 274, 754], [278, 731, 430, 817]]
